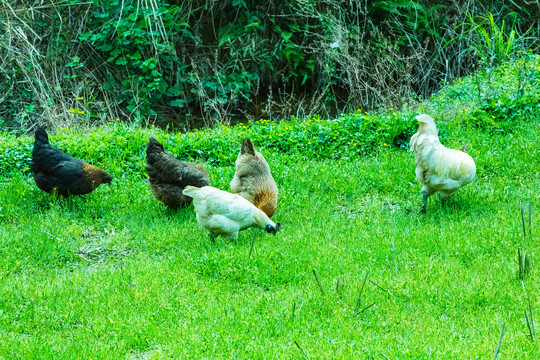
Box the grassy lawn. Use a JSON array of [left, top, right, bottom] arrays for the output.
[[1, 55, 540, 359], [0, 116, 539, 359]]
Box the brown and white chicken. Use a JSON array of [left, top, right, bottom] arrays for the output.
[[230, 138, 278, 218], [183, 185, 280, 241], [409, 114, 476, 213]]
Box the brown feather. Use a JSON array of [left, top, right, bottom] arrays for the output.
[[230, 138, 278, 218], [252, 189, 278, 218], [146, 137, 210, 209]]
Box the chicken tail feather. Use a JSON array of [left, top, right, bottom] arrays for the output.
[[146, 137, 165, 165], [35, 127, 49, 144], [241, 138, 256, 155], [182, 185, 200, 197]]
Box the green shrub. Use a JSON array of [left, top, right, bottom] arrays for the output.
[[2, 0, 538, 130], [79, 1, 191, 119], [451, 11, 537, 68], [432, 53, 540, 133], [0, 112, 417, 179], [2, 53, 539, 178]]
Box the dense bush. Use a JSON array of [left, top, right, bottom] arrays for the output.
[[2, 53, 539, 180], [433, 52, 540, 133], [0, 112, 416, 178], [0, 0, 538, 131]]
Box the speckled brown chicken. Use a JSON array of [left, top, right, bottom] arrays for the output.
[[146, 137, 210, 209]]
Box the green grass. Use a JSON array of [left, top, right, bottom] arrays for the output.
[[1, 124, 539, 359], [1, 56, 540, 359]]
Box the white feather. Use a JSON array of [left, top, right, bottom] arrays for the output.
[[410, 114, 476, 202]]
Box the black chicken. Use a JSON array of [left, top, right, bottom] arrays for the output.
[[146, 137, 210, 209], [31, 127, 112, 196]]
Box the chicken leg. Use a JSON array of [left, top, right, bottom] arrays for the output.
[[421, 191, 428, 214]]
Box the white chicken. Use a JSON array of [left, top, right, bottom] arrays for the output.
[[182, 185, 281, 241], [409, 114, 476, 213]]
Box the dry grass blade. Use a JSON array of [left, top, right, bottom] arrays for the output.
[[517, 203, 532, 279], [334, 277, 344, 297], [357, 302, 376, 315], [524, 294, 535, 341], [369, 279, 396, 298], [355, 271, 369, 311], [521, 203, 527, 239], [529, 295, 535, 339], [529, 203, 532, 237], [248, 230, 256, 259], [517, 247, 531, 279], [494, 321, 505, 359], [312, 269, 325, 295], [3, 1, 42, 41], [293, 340, 308, 359]]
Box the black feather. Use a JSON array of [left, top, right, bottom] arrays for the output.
[[146, 137, 210, 209], [34, 127, 49, 144], [31, 128, 112, 196]]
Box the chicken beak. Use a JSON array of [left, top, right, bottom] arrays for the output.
[[274, 222, 281, 236], [266, 223, 281, 236]]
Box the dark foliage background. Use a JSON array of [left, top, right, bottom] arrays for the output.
[[0, 0, 538, 131]]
